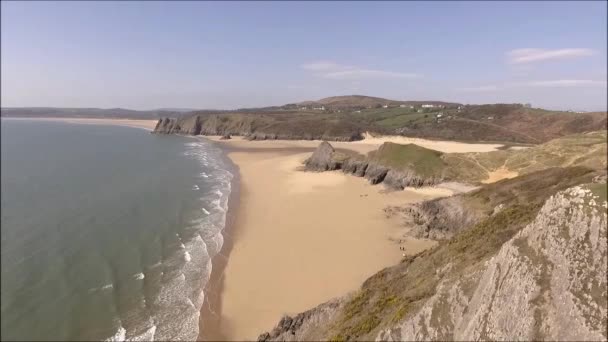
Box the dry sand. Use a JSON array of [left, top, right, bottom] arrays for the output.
[[207, 139, 462, 341], [6, 117, 159, 131], [482, 166, 519, 184], [206, 133, 504, 155]]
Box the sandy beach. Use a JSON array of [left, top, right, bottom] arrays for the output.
[[201, 135, 502, 341], [205, 134, 504, 155], [4, 117, 159, 131]]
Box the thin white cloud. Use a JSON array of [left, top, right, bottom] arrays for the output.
[[322, 69, 419, 80], [507, 48, 595, 64], [517, 79, 607, 87], [301, 61, 420, 80], [457, 79, 607, 92], [457, 85, 500, 92]]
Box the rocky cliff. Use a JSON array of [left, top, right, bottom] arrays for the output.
[[386, 167, 600, 240], [153, 114, 365, 141], [258, 172, 607, 341]]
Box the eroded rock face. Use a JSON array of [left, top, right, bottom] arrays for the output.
[[364, 164, 390, 184], [386, 196, 484, 240], [258, 299, 344, 342], [342, 158, 369, 177], [383, 169, 440, 189], [376, 185, 608, 341], [304, 141, 342, 171]]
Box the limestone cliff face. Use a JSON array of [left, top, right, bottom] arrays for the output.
[[376, 184, 607, 341], [153, 114, 365, 141]]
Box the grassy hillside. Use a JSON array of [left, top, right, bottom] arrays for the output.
[[150, 99, 607, 144], [368, 143, 445, 178], [297, 95, 458, 110], [443, 130, 608, 183], [338, 131, 607, 186]]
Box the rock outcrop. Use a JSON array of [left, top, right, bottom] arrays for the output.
[[304, 142, 443, 189], [257, 299, 344, 342], [342, 158, 369, 177], [304, 141, 343, 171]]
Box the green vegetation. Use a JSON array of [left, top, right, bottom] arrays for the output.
[[368, 142, 446, 177], [588, 182, 607, 202], [441, 130, 607, 183], [375, 113, 432, 128]]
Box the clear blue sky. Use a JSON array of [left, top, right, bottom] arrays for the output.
[[2, 1, 606, 111]]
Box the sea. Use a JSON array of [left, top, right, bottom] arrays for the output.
[[0, 119, 233, 341]]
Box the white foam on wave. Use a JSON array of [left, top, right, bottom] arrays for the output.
[[148, 261, 162, 269], [179, 242, 186, 249], [202, 208, 210, 215], [184, 251, 191, 262], [105, 326, 126, 342], [192, 185, 199, 190], [101, 283, 114, 291], [133, 272, 145, 280], [129, 325, 157, 342]]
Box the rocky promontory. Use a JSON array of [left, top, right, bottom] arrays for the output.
[[303, 141, 445, 189]]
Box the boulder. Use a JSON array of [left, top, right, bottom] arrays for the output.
[[304, 141, 342, 171]]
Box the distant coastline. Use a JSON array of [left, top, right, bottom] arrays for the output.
[[2, 117, 159, 131]]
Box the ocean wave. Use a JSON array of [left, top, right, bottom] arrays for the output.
[[116, 138, 233, 341], [128, 325, 157, 342]]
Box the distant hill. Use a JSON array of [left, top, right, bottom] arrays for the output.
[[295, 95, 460, 110]]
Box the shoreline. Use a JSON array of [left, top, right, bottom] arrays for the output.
[[197, 140, 241, 341]]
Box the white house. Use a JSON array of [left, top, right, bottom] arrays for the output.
[[383, 104, 389, 108], [313, 106, 325, 110], [436, 113, 443, 118], [421, 104, 435, 108], [399, 104, 406, 108]]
